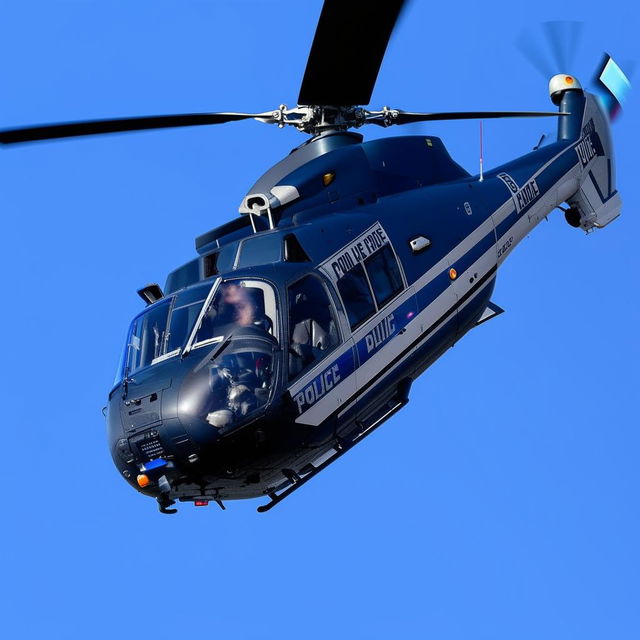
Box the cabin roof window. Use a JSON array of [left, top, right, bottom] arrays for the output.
[[164, 257, 200, 294], [283, 233, 311, 262], [204, 242, 239, 278], [235, 233, 282, 269], [203, 251, 219, 278]]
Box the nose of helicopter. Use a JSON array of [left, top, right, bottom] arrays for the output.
[[107, 342, 277, 504], [106, 363, 209, 493]]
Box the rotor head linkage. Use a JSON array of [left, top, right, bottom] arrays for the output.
[[253, 104, 567, 136]]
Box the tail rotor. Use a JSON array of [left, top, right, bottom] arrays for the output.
[[517, 21, 631, 121], [517, 21, 585, 79]]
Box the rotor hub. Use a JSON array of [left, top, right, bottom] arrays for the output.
[[257, 104, 401, 135]]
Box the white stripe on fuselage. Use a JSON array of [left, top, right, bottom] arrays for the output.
[[495, 164, 581, 264], [290, 148, 582, 425], [492, 143, 581, 230]]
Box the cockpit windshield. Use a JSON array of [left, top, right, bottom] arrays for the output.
[[177, 279, 281, 434], [115, 278, 280, 389], [179, 329, 278, 435], [117, 282, 212, 380]]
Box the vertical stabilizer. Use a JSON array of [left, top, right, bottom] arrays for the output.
[[550, 74, 621, 230]]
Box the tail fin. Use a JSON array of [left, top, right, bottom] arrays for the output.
[[551, 73, 622, 230]]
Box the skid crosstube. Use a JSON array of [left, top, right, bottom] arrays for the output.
[[257, 378, 412, 513]]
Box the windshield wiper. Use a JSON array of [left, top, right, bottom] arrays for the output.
[[192, 333, 234, 375], [210, 333, 233, 361]]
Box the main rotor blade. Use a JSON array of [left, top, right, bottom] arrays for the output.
[[0, 112, 266, 144], [298, 0, 406, 106], [376, 110, 568, 126]]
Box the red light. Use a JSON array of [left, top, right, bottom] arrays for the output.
[[194, 500, 209, 507]]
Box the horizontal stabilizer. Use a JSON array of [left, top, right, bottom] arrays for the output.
[[476, 301, 505, 326]]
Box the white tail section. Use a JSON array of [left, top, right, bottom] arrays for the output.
[[570, 93, 621, 230], [555, 87, 622, 231]]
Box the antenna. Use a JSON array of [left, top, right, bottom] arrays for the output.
[[479, 120, 484, 181]]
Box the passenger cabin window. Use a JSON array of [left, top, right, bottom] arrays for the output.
[[288, 275, 340, 380], [335, 244, 404, 330], [336, 263, 376, 329], [364, 244, 403, 308]]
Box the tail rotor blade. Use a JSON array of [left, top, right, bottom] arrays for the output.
[[516, 28, 555, 78], [542, 21, 584, 73], [517, 21, 583, 78]]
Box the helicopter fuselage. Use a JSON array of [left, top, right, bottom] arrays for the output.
[[106, 88, 620, 512]]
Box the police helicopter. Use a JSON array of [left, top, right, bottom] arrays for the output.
[[0, 1, 629, 514]]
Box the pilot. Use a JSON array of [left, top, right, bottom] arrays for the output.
[[204, 282, 272, 337], [197, 283, 257, 341], [220, 283, 257, 327]]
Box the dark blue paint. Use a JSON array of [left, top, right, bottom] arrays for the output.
[[452, 230, 495, 275]]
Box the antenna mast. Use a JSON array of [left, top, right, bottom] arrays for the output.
[[479, 120, 484, 182]]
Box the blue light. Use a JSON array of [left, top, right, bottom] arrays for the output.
[[144, 458, 168, 471]]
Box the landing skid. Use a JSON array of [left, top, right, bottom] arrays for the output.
[[257, 378, 412, 513]]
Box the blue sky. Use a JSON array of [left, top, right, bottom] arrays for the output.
[[0, 1, 638, 638]]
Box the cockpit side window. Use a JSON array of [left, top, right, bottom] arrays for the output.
[[336, 263, 376, 330], [125, 299, 172, 374], [165, 293, 206, 354], [118, 283, 212, 380], [288, 275, 340, 380]]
